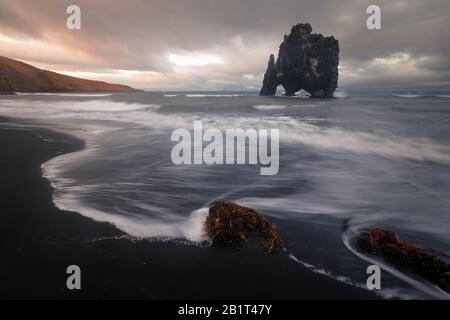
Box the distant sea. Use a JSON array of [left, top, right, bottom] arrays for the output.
[[1, 89, 449, 299]]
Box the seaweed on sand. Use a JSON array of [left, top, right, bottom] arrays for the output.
[[205, 201, 283, 253], [358, 228, 450, 291]]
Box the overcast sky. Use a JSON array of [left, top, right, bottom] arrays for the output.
[[1, 0, 449, 90]]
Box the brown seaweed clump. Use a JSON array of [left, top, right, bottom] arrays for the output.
[[205, 201, 283, 253], [358, 228, 450, 290]]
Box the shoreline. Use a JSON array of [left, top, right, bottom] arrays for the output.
[[0, 116, 380, 299]]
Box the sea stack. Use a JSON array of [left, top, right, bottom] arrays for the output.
[[260, 23, 339, 98]]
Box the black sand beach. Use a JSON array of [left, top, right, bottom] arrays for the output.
[[0, 117, 379, 300]]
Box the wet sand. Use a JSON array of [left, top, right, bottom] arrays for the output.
[[0, 117, 379, 300]]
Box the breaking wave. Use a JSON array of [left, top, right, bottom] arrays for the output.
[[45, 161, 211, 242], [392, 94, 425, 98], [2, 98, 450, 164], [253, 105, 286, 111], [15, 92, 114, 97], [185, 94, 249, 97], [392, 93, 450, 99]]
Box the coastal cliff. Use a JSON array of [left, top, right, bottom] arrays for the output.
[[0, 56, 139, 93]]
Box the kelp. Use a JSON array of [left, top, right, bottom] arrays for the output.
[[205, 201, 283, 253], [358, 228, 450, 290]]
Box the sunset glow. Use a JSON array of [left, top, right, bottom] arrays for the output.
[[0, 0, 448, 90]]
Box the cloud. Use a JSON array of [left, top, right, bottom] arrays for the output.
[[168, 52, 224, 67], [340, 54, 450, 87], [0, 0, 449, 89], [415, 55, 450, 72]]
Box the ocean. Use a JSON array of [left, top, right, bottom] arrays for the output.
[[0, 90, 449, 299]]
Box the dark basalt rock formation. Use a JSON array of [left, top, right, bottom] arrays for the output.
[[260, 23, 339, 98], [358, 228, 450, 290], [260, 54, 278, 96], [205, 201, 283, 253]]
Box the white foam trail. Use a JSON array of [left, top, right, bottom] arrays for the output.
[[47, 175, 210, 242], [391, 94, 424, 98], [295, 104, 317, 108], [2, 98, 450, 164], [392, 93, 450, 99], [288, 254, 366, 288], [237, 197, 350, 218], [271, 117, 450, 163], [38, 122, 209, 244], [253, 105, 286, 111], [164, 94, 178, 97], [287, 253, 422, 300], [0, 99, 161, 125], [342, 228, 450, 300], [180, 207, 211, 242], [333, 91, 348, 98], [186, 94, 247, 97]]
